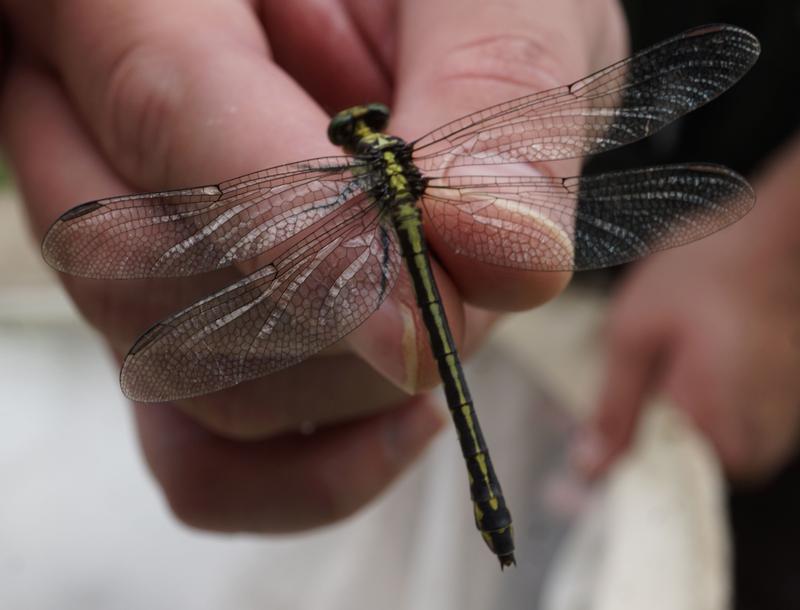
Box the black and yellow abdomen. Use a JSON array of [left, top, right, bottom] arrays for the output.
[[328, 105, 516, 568]]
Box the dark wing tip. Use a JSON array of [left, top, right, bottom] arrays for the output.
[[41, 200, 106, 271], [688, 22, 761, 63], [59, 200, 105, 222], [682, 162, 756, 211]]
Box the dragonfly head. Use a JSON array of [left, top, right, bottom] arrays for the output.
[[328, 103, 390, 152]]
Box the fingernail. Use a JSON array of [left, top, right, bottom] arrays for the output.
[[350, 298, 418, 393], [383, 399, 444, 466], [571, 429, 607, 477], [396, 302, 419, 394]]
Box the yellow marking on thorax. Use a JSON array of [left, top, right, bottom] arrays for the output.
[[383, 150, 409, 194], [354, 121, 411, 197]]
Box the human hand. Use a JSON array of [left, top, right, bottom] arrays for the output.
[[0, 0, 626, 532], [574, 137, 800, 482]]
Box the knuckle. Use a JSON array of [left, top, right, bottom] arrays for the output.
[[430, 30, 584, 104]]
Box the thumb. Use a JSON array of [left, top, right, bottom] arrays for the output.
[[372, 0, 627, 393]]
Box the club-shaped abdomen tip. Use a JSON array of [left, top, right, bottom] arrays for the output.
[[499, 553, 516, 570]]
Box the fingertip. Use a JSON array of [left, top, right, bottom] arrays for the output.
[[420, 156, 576, 312], [392, 2, 590, 137], [391, 0, 628, 142], [259, 1, 392, 111], [436, 249, 572, 311], [349, 294, 419, 393]]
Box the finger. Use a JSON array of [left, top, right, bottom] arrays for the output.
[[33, 0, 334, 190], [171, 353, 409, 441], [0, 2, 332, 225], [0, 59, 248, 352], [0, 59, 125, 239], [391, 0, 628, 310], [666, 325, 800, 483], [350, 254, 467, 394], [135, 395, 444, 532], [258, 0, 394, 111], [342, 0, 397, 70], [2, 60, 413, 434], [0, 59, 408, 429], [574, 312, 667, 478]]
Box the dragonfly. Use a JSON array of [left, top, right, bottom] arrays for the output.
[[42, 24, 760, 568]]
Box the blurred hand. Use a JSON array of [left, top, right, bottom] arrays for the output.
[[575, 136, 800, 483], [0, 0, 626, 532]]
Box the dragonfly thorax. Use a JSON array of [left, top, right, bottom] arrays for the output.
[[329, 104, 426, 205], [364, 137, 426, 206]]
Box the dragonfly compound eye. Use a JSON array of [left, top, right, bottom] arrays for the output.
[[362, 103, 390, 132], [327, 113, 355, 146]]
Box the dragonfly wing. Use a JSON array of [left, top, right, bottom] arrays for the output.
[[42, 156, 368, 279], [120, 193, 402, 402], [423, 164, 754, 271], [412, 25, 760, 170]]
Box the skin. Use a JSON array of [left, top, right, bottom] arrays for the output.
[[0, 0, 625, 533], [575, 134, 800, 484], [5, 0, 794, 541]]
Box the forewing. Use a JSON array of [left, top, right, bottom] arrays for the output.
[[120, 194, 401, 402], [423, 164, 754, 271], [412, 25, 760, 170], [42, 157, 369, 279]]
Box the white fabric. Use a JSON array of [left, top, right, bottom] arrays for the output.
[[541, 406, 730, 610]]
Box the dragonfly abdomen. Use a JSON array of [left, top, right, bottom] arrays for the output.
[[390, 202, 516, 568]]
